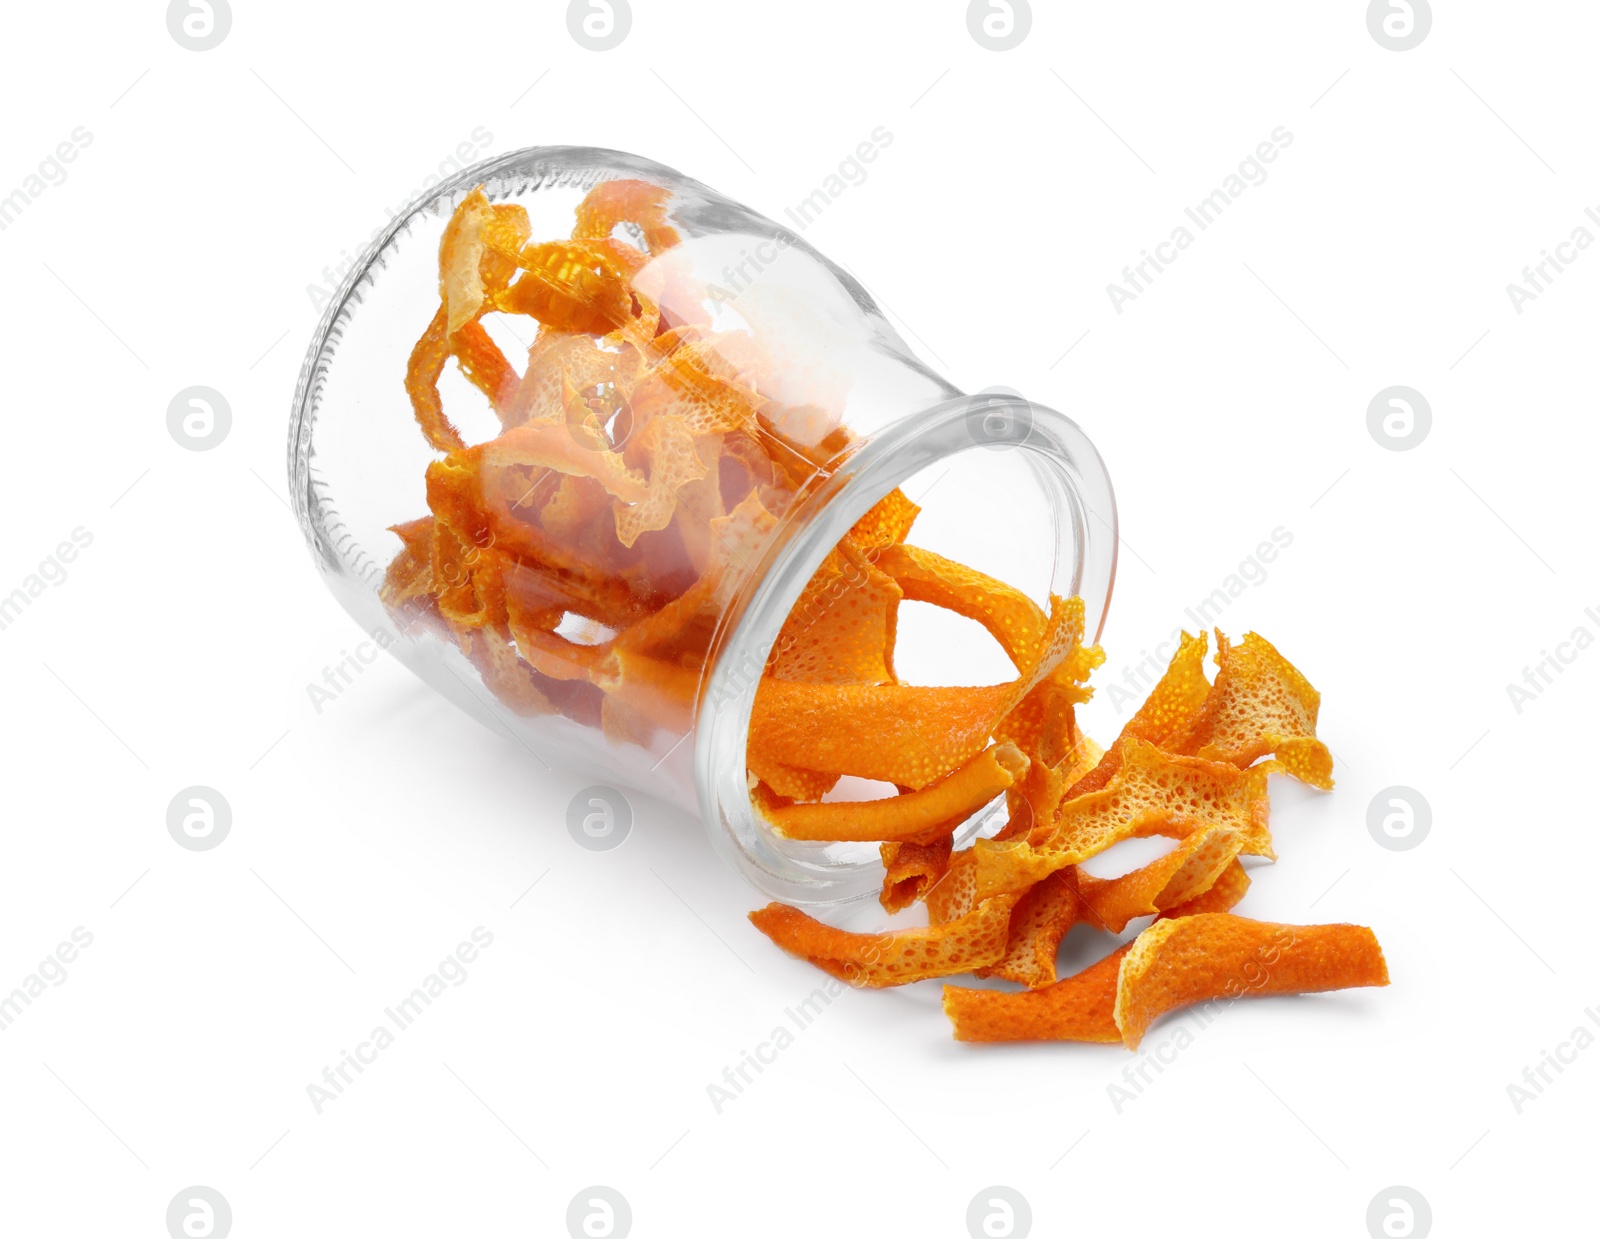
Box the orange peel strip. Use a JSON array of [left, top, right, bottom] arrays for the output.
[[573, 178, 681, 253], [440, 187, 497, 335], [406, 305, 465, 453], [769, 542, 901, 685], [747, 893, 1023, 989], [969, 742, 1273, 902], [607, 491, 778, 662], [1180, 631, 1333, 790], [613, 413, 710, 549], [475, 419, 649, 504], [749, 761, 840, 803], [943, 944, 1130, 1043], [495, 240, 648, 339], [847, 488, 921, 552], [451, 319, 522, 417], [925, 847, 979, 925], [759, 744, 1027, 844], [628, 342, 765, 436], [995, 734, 1103, 842], [1067, 630, 1210, 799], [1075, 824, 1246, 934], [875, 543, 1048, 671], [1040, 738, 1275, 864], [879, 836, 954, 914], [591, 648, 699, 735], [1162, 858, 1251, 918], [1113, 914, 1389, 1049], [462, 625, 557, 717], [750, 595, 1085, 790], [380, 517, 436, 610], [505, 331, 638, 428], [974, 869, 1084, 989]]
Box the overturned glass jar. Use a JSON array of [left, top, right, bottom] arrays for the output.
[[288, 146, 1116, 905]]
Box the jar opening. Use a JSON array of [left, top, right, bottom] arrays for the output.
[[696, 394, 1117, 906]]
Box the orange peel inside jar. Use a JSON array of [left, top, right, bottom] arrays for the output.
[[380, 180, 1383, 1048]]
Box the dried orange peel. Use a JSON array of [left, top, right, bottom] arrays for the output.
[[748, 894, 1023, 988], [879, 836, 955, 914], [1112, 914, 1389, 1049], [750, 594, 1088, 790], [973, 869, 1085, 989], [378, 181, 1382, 1049], [944, 944, 1130, 1043], [1179, 632, 1334, 789], [743, 584, 1380, 1044], [1075, 824, 1246, 934], [944, 914, 1387, 1046], [759, 744, 1028, 844]]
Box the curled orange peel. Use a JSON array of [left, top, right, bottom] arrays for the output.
[[439, 187, 496, 335], [380, 517, 437, 612], [475, 419, 649, 503], [995, 734, 1103, 843], [613, 413, 709, 548], [759, 744, 1027, 844], [1161, 858, 1251, 919], [462, 624, 557, 718], [1075, 824, 1246, 934], [1065, 630, 1210, 800], [750, 763, 840, 803], [943, 944, 1130, 1043], [750, 595, 1086, 791], [380, 186, 1383, 1049], [406, 306, 465, 453], [769, 542, 902, 685], [943, 913, 1387, 1045], [879, 835, 954, 914], [573, 177, 681, 253], [1179, 631, 1333, 789], [974, 869, 1084, 989], [748, 893, 1023, 989], [1035, 738, 1276, 866], [450, 319, 522, 417], [848, 488, 921, 551], [1112, 914, 1389, 1049], [876, 542, 1049, 671], [925, 847, 979, 925]]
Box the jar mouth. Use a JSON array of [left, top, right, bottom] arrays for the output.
[[695, 394, 1118, 907]]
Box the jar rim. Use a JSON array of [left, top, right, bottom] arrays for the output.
[[695, 393, 1118, 907]]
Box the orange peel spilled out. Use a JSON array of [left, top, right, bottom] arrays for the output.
[[1038, 739, 1276, 866], [375, 182, 1381, 1050], [1112, 914, 1389, 1049], [1180, 631, 1334, 789], [879, 836, 954, 914], [1075, 824, 1246, 934], [1161, 858, 1252, 919], [944, 913, 1387, 1045], [974, 869, 1084, 989], [1067, 630, 1210, 798], [924, 848, 979, 926], [944, 944, 1129, 1043], [748, 894, 1023, 988]]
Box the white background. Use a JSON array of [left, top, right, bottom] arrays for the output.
[[2, 2, 1595, 1236]]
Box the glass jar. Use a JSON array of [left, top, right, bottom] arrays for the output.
[[288, 145, 1117, 906]]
